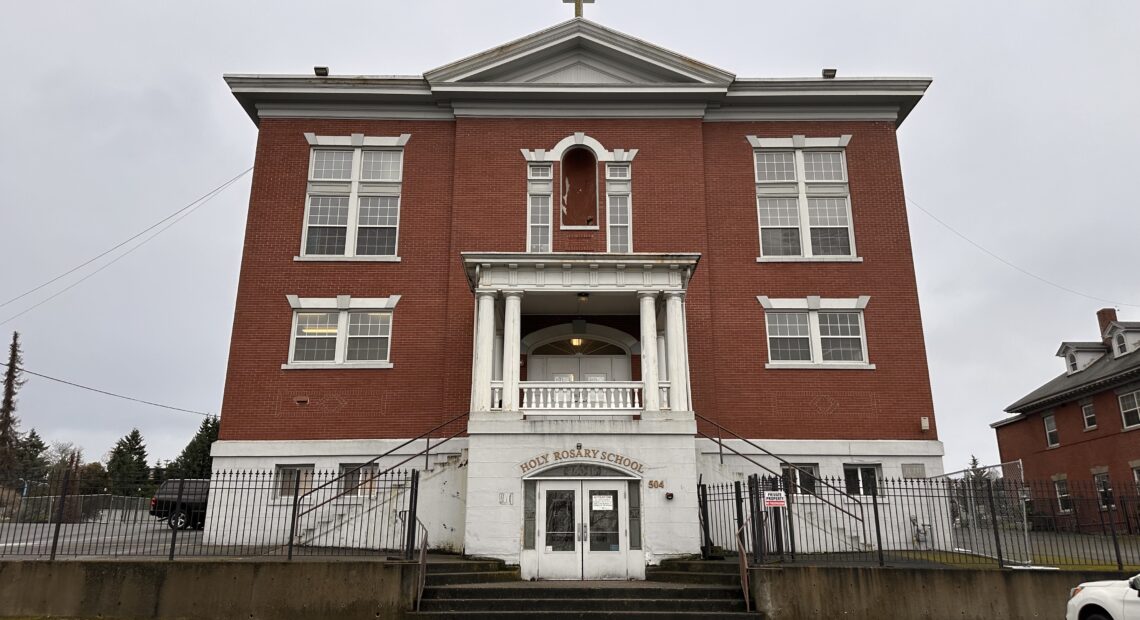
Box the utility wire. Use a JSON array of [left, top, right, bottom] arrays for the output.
[[0, 168, 252, 327], [0, 167, 253, 311], [906, 196, 1140, 308], [0, 361, 212, 417]]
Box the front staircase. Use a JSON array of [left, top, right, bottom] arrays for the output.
[[409, 558, 759, 618]]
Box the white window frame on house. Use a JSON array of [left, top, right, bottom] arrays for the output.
[[282, 294, 400, 370], [1115, 333, 1128, 357], [1093, 472, 1114, 510], [842, 464, 880, 497], [1133, 466, 1140, 492], [275, 465, 315, 497], [1120, 389, 1140, 429], [605, 163, 632, 253], [338, 463, 379, 497], [781, 463, 820, 496], [1043, 413, 1059, 447], [1053, 478, 1072, 513], [748, 135, 860, 263], [757, 295, 873, 369], [1081, 403, 1097, 430], [527, 163, 554, 252], [297, 133, 409, 262]]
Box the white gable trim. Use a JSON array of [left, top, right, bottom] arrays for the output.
[[520, 132, 638, 163]]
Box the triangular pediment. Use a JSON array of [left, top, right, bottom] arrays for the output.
[[425, 19, 734, 86]]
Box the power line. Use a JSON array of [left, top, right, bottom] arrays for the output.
[[0, 168, 252, 327], [0, 167, 253, 311], [0, 361, 212, 418], [906, 196, 1140, 308]]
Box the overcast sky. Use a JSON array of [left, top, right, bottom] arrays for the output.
[[1, 1, 1137, 471]]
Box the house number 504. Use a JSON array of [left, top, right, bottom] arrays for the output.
[[648, 480, 665, 489]]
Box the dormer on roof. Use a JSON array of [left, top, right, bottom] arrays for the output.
[[1055, 341, 1106, 374], [1104, 321, 1140, 358]]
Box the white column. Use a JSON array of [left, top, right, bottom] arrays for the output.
[[472, 290, 497, 412], [656, 333, 668, 383], [665, 291, 689, 412], [502, 291, 523, 411], [639, 291, 660, 412]]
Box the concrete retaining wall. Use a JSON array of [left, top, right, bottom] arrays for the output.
[[0, 560, 418, 619], [750, 565, 1131, 619]]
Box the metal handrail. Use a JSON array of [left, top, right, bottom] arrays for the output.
[[298, 411, 469, 519], [415, 518, 428, 611], [694, 411, 865, 521], [736, 514, 752, 613]]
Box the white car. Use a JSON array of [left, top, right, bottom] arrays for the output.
[[1066, 574, 1140, 620]]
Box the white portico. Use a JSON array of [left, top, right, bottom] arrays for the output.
[[462, 252, 702, 580]]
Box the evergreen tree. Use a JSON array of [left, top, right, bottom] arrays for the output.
[[1, 332, 26, 477], [77, 462, 111, 495], [12, 428, 49, 482], [167, 417, 219, 479], [106, 429, 151, 496]]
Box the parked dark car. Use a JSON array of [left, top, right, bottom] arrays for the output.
[[149, 479, 209, 529]]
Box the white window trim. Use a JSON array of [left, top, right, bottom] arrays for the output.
[[1081, 403, 1097, 430], [1043, 413, 1059, 447], [527, 164, 553, 252], [298, 134, 408, 261], [1120, 389, 1140, 430], [559, 147, 601, 231], [1053, 479, 1072, 514], [750, 134, 858, 262], [842, 463, 881, 497], [605, 163, 633, 253], [282, 295, 399, 370], [758, 295, 874, 369]]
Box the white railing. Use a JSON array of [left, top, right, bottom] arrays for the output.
[[659, 381, 670, 411], [490, 380, 503, 411], [520, 381, 644, 412]]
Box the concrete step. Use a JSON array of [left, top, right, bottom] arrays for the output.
[[424, 584, 740, 600], [419, 597, 747, 613], [655, 559, 741, 574], [424, 569, 521, 586], [425, 560, 508, 574], [409, 612, 759, 619], [645, 570, 740, 586]]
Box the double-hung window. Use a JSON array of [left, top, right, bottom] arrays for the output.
[[1120, 389, 1140, 429], [606, 164, 632, 252], [1081, 403, 1097, 429], [1053, 479, 1072, 513], [751, 135, 857, 261], [843, 464, 879, 496], [1043, 414, 1059, 447], [301, 133, 408, 260], [1093, 472, 1114, 509], [527, 164, 553, 252], [284, 295, 400, 369], [759, 296, 872, 368]]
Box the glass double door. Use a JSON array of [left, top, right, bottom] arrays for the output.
[[537, 480, 628, 580]]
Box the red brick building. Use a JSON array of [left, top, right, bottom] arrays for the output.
[[212, 18, 942, 578], [994, 309, 1140, 530]]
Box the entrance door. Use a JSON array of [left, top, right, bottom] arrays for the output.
[[536, 480, 628, 580]]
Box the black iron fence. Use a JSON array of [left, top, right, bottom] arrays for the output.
[[699, 474, 1140, 571], [0, 468, 420, 560]]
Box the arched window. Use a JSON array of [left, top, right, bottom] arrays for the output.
[[561, 147, 598, 227], [1067, 353, 1078, 373], [1116, 333, 1128, 356]]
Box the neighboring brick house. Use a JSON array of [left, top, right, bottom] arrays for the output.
[[211, 18, 943, 578], [994, 308, 1140, 531]]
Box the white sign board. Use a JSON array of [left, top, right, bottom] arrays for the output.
[[592, 495, 614, 511], [763, 490, 787, 508]]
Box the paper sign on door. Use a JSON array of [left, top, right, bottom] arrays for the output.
[[592, 495, 614, 511]]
